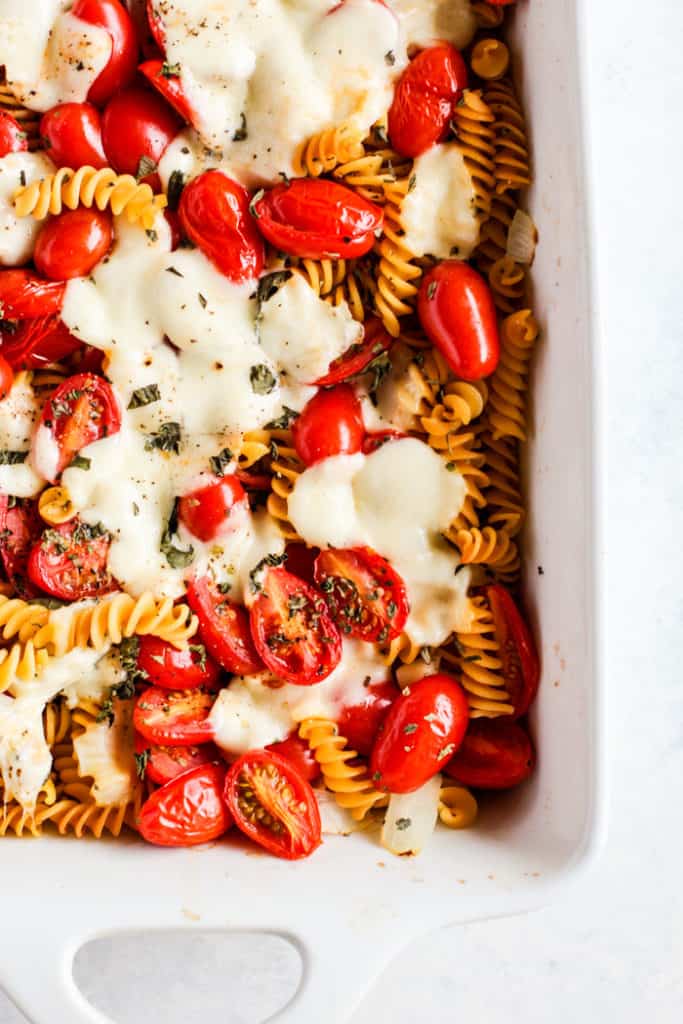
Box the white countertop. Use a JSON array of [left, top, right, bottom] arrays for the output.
[[1, 0, 681, 1021]]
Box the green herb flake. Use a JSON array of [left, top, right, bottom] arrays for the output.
[[248, 552, 287, 594], [165, 265, 184, 278], [249, 364, 277, 395], [427, 281, 437, 300], [0, 450, 27, 465], [160, 61, 181, 77], [198, 292, 207, 309], [69, 454, 91, 470], [134, 749, 150, 779], [265, 405, 299, 429], [209, 447, 233, 477], [128, 383, 161, 410], [166, 169, 186, 211], [145, 421, 181, 454], [385, 50, 396, 66], [395, 817, 412, 831], [232, 112, 248, 141], [403, 723, 418, 735]]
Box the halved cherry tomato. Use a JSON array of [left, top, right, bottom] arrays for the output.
[[252, 179, 383, 260], [282, 542, 317, 585], [0, 316, 82, 370], [134, 686, 216, 746], [72, 0, 139, 107], [101, 84, 181, 177], [338, 679, 398, 757], [487, 0, 516, 5], [292, 384, 364, 466], [0, 111, 28, 157], [69, 343, 105, 376], [0, 496, 42, 598], [224, 750, 321, 860], [33, 208, 113, 282], [388, 45, 468, 158], [313, 317, 392, 387], [178, 476, 248, 543], [146, 0, 166, 51], [138, 762, 231, 847], [0, 355, 13, 400], [27, 519, 116, 599], [33, 372, 121, 481], [39, 103, 107, 169], [249, 566, 341, 685], [266, 732, 321, 784], [418, 261, 500, 380], [370, 673, 469, 793], [487, 584, 540, 717], [186, 576, 264, 676], [139, 60, 195, 124], [178, 171, 265, 283], [314, 546, 409, 643], [361, 429, 406, 455], [445, 719, 534, 789], [134, 732, 221, 786], [0, 270, 65, 320], [136, 636, 221, 691]]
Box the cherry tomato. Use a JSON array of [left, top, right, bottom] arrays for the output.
[[146, 0, 166, 51], [313, 317, 392, 387], [338, 680, 398, 757], [249, 566, 341, 685], [292, 384, 364, 466], [445, 719, 534, 789], [0, 111, 28, 157], [388, 45, 468, 158], [27, 519, 116, 600], [224, 750, 321, 860], [487, 0, 516, 5], [187, 576, 264, 675], [138, 762, 231, 847], [418, 261, 500, 381], [39, 103, 107, 169], [33, 208, 113, 282], [72, 0, 139, 107], [252, 179, 383, 260], [134, 686, 216, 747], [361, 429, 406, 455], [0, 316, 82, 370], [178, 476, 248, 543], [370, 673, 470, 793], [136, 636, 221, 691], [178, 171, 265, 283], [134, 732, 221, 786], [0, 270, 65, 320], [101, 84, 181, 177], [282, 542, 317, 585], [69, 343, 105, 376], [235, 469, 271, 492], [487, 584, 540, 717], [314, 546, 409, 643], [0, 355, 13, 400], [0, 496, 42, 598], [139, 60, 195, 124], [33, 372, 121, 481], [266, 732, 321, 784]]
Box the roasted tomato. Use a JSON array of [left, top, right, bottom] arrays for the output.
[[0, 316, 82, 369], [146, 0, 166, 51], [178, 476, 248, 543], [139, 59, 196, 124], [134, 686, 216, 746], [72, 0, 139, 107], [361, 429, 406, 454], [134, 732, 221, 786], [39, 103, 107, 169], [445, 719, 535, 789], [266, 732, 321, 784], [314, 546, 409, 643], [0, 496, 42, 598], [27, 519, 116, 600], [136, 636, 221, 691], [292, 384, 364, 466], [0, 355, 12, 400], [224, 750, 322, 860], [338, 679, 398, 757], [0, 110, 28, 157], [252, 179, 383, 260], [388, 44, 467, 158], [101, 84, 181, 177], [138, 763, 232, 847], [186, 576, 264, 675], [487, 584, 540, 717], [370, 673, 470, 793], [313, 318, 393, 387], [33, 208, 113, 281], [418, 261, 500, 380], [282, 542, 317, 585], [249, 565, 342, 685], [0, 270, 65, 320]]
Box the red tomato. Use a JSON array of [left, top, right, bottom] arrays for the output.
[[138, 763, 231, 847], [0, 355, 13, 400], [235, 469, 271, 491], [0, 316, 82, 370], [27, 519, 116, 600], [370, 673, 470, 793], [134, 732, 221, 786], [139, 60, 195, 124], [249, 566, 341, 685], [72, 0, 139, 107], [146, 0, 166, 51], [487, 0, 516, 4], [338, 680, 398, 757], [178, 476, 248, 543], [0, 270, 65, 320], [292, 384, 364, 466], [137, 636, 221, 691], [388, 45, 468, 158], [33, 208, 113, 282], [69, 343, 105, 375], [0, 111, 28, 157], [487, 584, 540, 717], [418, 261, 500, 380], [361, 429, 406, 454], [314, 546, 409, 643], [39, 103, 107, 169], [33, 372, 121, 481], [224, 750, 321, 860], [252, 179, 383, 260], [445, 719, 534, 789], [266, 733, 321, 784], [178, 171, 265, 283], [101, 85, 181, 176], [313, 317, 392, 387], [0, 496, 42, 598], [134, 686, 216, 746], [282, 542, 317, 585], [187, 576, 263, 675]]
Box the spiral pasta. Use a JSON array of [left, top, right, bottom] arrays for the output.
[[372, 177, 423, 337], [438, 786, 478, 829], [475, 193, 518, 274], [471, 39, 511, 82], [423, 421, 489, 530], [0, 80, 40, 150], [298, 718, 386, 820], [38, 485, 76, 525], [420, 380, 488, 439], [450, 90, 496, 223], [444, 526, 520, 580], [238, 429, 271, 470], [481, 431, 524, 536], [488, 254, 527, 314], [0, 641, 50, 693], [267, 430, 304, 541], [43, 700, 72, 747], [378, 343, 451, 431], [378, 631, 422, 668], [0, 789, 143, 838], [333, 122, 411, 205], [442, 595, 513, 718], [289, 258, 366, 322], [0, 595, 50, 645], [487, 309, 539, 442], [292, 123, 365, 177], [485, 79, 532, 195], [471, 1, 505, 28]]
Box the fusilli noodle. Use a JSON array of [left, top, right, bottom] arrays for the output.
[[471, 1, 505, 28], [372, 176, 422, 337], [450, 90, 496, 223], [0, 79, 40, 150], [438, 785, 478, 829], [444, 526, 519, 580], [471, 39, 511, 82], [292, 123, 365, 177], [0, 594, 50, 645], [13, 166, 167, 228], [488, 254, 528, 314], [0, 641, 50, 693], [298, 718, 387, 820], [442, 595, 513, 718], [289, 257, 366, 322], [487, 309, 539, 442], [484, 79, 532, 195], [267, 430, 304, 541], [480, 431, 524, 536], [38, 485, 76, 524]]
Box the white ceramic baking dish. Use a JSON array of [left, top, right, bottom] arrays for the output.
[[0, 2, 605, 1021]]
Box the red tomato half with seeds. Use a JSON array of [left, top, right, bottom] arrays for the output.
[[0, 355, 12, 400], [136, 636, 221, 691], [33, 208, 113, 282], [445, 719, 535, 790], [39, 103, 107, 169], [0, 316, 82, 370], [0, 271, 65, 320], [27, 519, 116, 600], [252, 179, 383, 260], [249, 566, 342, 686], [487, 584, 540, 717], [292, 384, 364, 466], [135, 732, 221, 786], [0, 111, 28, 157], [72, 0, 139, 107], [314, 546, 409, 643], [0, 496, 42, 598], [338, 679, 398, 757], [370, 673, 469, 793], [178, 476, 248, 543], [134, 686, 216, 747], [266, 732, 321, 784], [388, 45, 468, 158], [139, 60, 196, 124], [224, 750, 321, 860], [101, 85, 181, 177], [187, 576, 264, 675], [138, 763, 232, 847], [313, 317, 393, 387]]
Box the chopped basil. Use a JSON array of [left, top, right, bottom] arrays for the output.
[[159, 497, 194, 569], [217, 581, 232, 594], [127, 383, 160, 409], [233, 112, 248, 141], [136, 155, 157, 181], [160, 61, 181, 77], [189, 643, 207, 671], [250, 364, 277, 395], [0, 450, 27, 465], [385, 50, 396, 66], [198, 292, 207, 309], [265, 405, 299, 429], [248, 552, 287, 594], [166, 170, 186, 211], [69, 454, 91, 470], [256, 270, 291, 308], [408, 173, 417, 192], [145, 421, 181, 454], [72, 521, 109, 544], [403, 723, 418, 735], [249, 188, 265, 219], [165, 265, 184, 277], [395, 817, 412, 831], [134, 749, 150, 779], [146, 229, 158, 242], [209, 447, 233, 477]]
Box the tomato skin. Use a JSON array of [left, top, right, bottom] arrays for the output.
[[178, 476, 248, 543], [266, 733, 321, 784], [361, 429, 406, 455], [0, 270, 65, 320], [146, 0, 166, 51], [292, 384, 364, 466], [137, 636, 221, 692], [0, 316, 82, 370], [313, 317, 393, 387], [445, 719, 534, 789], [72, 0, 139, 107], [418, 261, 500, 381], [486, 584, 540, 717], [338, 680, 398, 757], [39, 103, 107, 169], [134, 731, 221, 786], [178, 171, 265, 283], [0, 355, 13, 400], [33, 208, 113, 282], [34, 372, 121, 481], [138, 763, 232, 847], [139, 60, 196, 124], [388, 45, 468, 158], [370, 673, 470, 793], [224, 750, 321, 860], [253, 179, 383, 260], [313, 546, 409, 643], [27, 519, 116, 600], [0, 111, 28, 157], [101, 85, 181, 176], [0, 496, 42, 598], [134, 686, 216, 747], [282, 542, 317, 585], [186, 576, 264, 676]]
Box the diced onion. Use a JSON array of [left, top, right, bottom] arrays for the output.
[[506, 209, 538, 266], [381, 774, 442, 856]]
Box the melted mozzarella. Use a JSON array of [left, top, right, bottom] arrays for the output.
[[0, 151, 56, 267], [73, 699, 136, 806], [0, 375, 46, 497], [401, 144, 480, 260], [390, 0, 477, 49]]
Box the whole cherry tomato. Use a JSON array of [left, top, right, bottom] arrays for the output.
[[418, 260, 500, 380], [186, 576, 264, 676], [292, 384, 364, 466], [445, 718, 534, 789], [33, 208, 113, 281], [134, 686, 217, 746], [267, 732, 321, 784], [486, 584, 540, 717], [138, 763, 232, 847], [0, 111, 28, 157], [72, 0, 139, 107], [134, 732, 222, 786], [0, 355, 13, 400], [139, 60, 195, 124], [39, 103, 107, 169], [314, 546, 409, 643], [338, 679, 398, 757], [0, 270, 65, 320], [313, 317, 393, 387], [0, 316, 82, 370], [27, 519, 116, 600], [0, 496, 42, 598], [101, 85, 181, 177], [178, 476, 248, 543], [136, 636, 221, 691], [388, 45, 468, 158], [370, 673, 470, 793]]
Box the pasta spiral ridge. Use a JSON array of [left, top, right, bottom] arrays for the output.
[[420, 380, 488, 438], [267, 430, 304, 542], [481, 431, 524, 536], [488, 254, 527, 314], [450, 90, 496, 222], [444, 526, 520, 579], [475, 193, 518, 274], [484, 79, 532, 195], [0, 790, 143, 838], [43, 700, 72, 747], [372, 177, 422, 337], [438, 785, 479, 829], [487, 309, 539, 442], [442, 596, 513, 718], [424, 423, 489, 530], [379, 344, 451, 431], [238, 429, 271, 470], [0, 594, 50, 644], [293, 123, 365, 177], [378, 631, 422, 668], [38, 485, 76, 524], [0, 82, 40, 150], [298, 718, 387, 820], [0, 641, 49, 693], [289, 258, 366, 322]]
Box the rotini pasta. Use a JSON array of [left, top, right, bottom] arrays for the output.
[[450, 90, 496, 223], [0, 790, 143, 838], [438, 785, 478, 829], [488, 254, 528, 314], [267, 430, 304, 541], [0, 594, 50, 645], [442, 595, 514, 718], [475, 193, 518, 274], [0, 79, 40, 150], [471, 1, 506, 29], [298, 718, 387, 820], [471, 39, 511, 82], [289, 257, 366, 322], [38, 485, 76, 524], [292, 123, 365, 177], [378, 631, 422, 668], [444, 526, 520, 580], [487, 309, 539, 442], [13, 166, 167, 228], [480, 430, 524, 536], [484, 78, 532, 195], [372, 176, 423, 337], [0, 641, 50, 694]]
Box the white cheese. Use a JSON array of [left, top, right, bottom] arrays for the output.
[[73, 699, 136, 807], [401, 144, 480, 260], [390, 0, 477, 50], [0, 374, 45, 497], [0, 151, 56, 267]]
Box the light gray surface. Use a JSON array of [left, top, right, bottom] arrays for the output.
[[2, 0, 682, 1021]]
